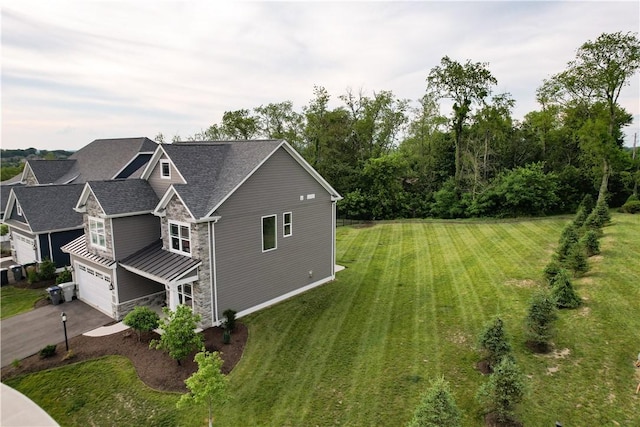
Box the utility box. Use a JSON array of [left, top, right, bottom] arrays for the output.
[[58, 282, 76, 302], [46, 285, 62, 305]]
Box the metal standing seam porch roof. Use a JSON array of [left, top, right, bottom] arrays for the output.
[[61, 235, 117, 269], [119, 240, 201, 284]]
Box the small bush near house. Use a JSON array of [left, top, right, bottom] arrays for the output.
[[39, 344, 57, 359], [477, 317, 512, 370], [38, 258, 57, 281], [222, 309, 237, 332], [150, 305, 204, 365], [123, 306, 160, 341], [525, 290, 557, 353], [26, 266, 38, 285], [0, 224, 8, 236], [407, 376, 462, 427], [55, 267, 73, 284]]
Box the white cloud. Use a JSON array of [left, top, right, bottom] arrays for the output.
[[1, 1, 639, 150]]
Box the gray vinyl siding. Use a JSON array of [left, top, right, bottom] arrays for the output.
[[147, 154, 185, 197], [214, 147, 334, 315], [112, 214, 161, 260], [116, 268, 165, 302]]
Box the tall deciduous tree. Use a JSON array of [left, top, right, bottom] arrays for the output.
[[427, 56, 497, 185], [539, 32, 640, 202]]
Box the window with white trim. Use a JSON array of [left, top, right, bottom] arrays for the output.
[[262, 215, 277, 252], [89, 217, 106, 249], [160, 160, 171, 179], [178, 283, 194, 309], [169, 220, 191, 255], [16, 203, 22, 216], [283, 212, 292, 237]]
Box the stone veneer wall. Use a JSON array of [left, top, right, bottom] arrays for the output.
[[84, 193, 114, 259], [115, 291, 166, 321], [23, 168, 37, 186], [161, 195, 214, 327]]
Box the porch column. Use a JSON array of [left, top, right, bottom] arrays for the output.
[[167, 283, 179, 310]]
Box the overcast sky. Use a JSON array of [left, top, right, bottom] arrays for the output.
[[2, 1, 639, 151]]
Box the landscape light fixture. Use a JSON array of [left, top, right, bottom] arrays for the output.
[[61, 312, 69, 351]]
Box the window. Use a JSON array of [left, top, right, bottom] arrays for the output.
[[169, 220, 191, 255], [89, 217, 106, 249], [262, 215, 276, 252], [283, 212, 292, 237], [16, 203, 22, 216], [160, 160, 171, 179], [178, 283, 194, 309]]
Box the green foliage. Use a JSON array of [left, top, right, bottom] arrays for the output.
[[620, 195, 640, 214], [0, 224, 8, 236], [431, 178, 466, 218], [556, 223, 580, 262], [565, 243, 589, 276], [580, 229, 601, 256], [543, 258, 563, 284], [222, 329, 231, 345], [477, 317, 512, 369], [407, 376, 461, 427], [55, 268, 73, 285], [476, 356, 526, 424], [178, 351, 229, 427], [26, 266, 38, 285], [338, 189, 370, 220], [39, 344, 57, 359], [486, 163, 560, 217], [579, 194, 596, 214], [550, 269, 581, 309], [0, 164, 24, 181], [222, 309, 236, 332], [38, 258, 56, 281], [123, 306, 160, 341], [525, 290, 557, 350], [150, 305, 204, 365], [572, 205, 589, 227]]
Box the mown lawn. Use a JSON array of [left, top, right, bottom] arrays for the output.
[[5, 214, 640, 426], [1, 285, 45, 319]]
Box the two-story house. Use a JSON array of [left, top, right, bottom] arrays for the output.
[[63, 140, 341, 327]]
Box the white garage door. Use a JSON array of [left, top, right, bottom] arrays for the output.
[[75, 263, 113, 315], [13, 232, 37, 265]]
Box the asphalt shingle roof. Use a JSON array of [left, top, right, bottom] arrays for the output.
[[161, 140, 282, 218], [26, 160, 76, 184], [88, 179, 159, 216], [11, 184, 84, 232]]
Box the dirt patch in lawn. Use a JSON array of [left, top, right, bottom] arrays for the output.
[[1, 324, 248, 393]]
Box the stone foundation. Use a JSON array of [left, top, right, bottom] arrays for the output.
[[115, 291, 166, 320]]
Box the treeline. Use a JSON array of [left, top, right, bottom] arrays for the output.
[[163, 32, 638, 219]]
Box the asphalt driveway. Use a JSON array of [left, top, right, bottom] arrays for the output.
[[1, 299, 112, 367]]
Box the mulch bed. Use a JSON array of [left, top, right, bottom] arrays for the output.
[[1, 323, 248, 393]]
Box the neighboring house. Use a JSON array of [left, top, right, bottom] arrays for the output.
[[63, 140, 341, 327], [2, 185, 84, 267], [2, 137, 158, 268], [20, 137, 157, 185]]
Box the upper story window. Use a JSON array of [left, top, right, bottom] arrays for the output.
[[16, 203, 22, 216], [283, 212, 292, 237], [160, 160, 171, 179], [89, 217, 107, 249], [169, 220, 191, 256], [262, 215, 277, 252]]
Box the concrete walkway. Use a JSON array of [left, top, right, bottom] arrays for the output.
[[1, 299, 113, 367], [1, 383, 59, 426]]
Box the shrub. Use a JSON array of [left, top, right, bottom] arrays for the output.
[[525, 290, 557, 351], [585, 201, 611, 230], [223, 329, 231, 345], [580, 230, 600, 256], [62, 349, 76, 361], [476, 355, 526, 425], [0, 224, 8, 236], [550, 269, 581, 309], [556, 223, 579, 262], [39, 344, 57, 359], [543, 258, 563, 285], [222, 309, 237, 332], [38, 258, 56, 281], [123, 306, 160, 341], [26, 266, 38, 285], [408, 376, 462, 427], [579, 193, 595, 214], [572, 205, 589, 228], [565, 243, 589, 276], [478, 317, 512, 369], [620, 198, 640, 214], [55, 267, 73, 284], [11, 359, 21, 368], [150, 305, 204, 365]]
